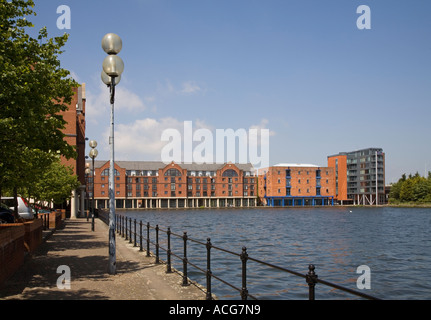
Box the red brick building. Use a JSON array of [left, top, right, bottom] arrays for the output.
[[59, 84, 86, 217], [89, 161, 257, 209], [257, 164, 335, 207]]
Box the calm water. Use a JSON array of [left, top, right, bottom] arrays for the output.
[[121, 206, 431, 300]]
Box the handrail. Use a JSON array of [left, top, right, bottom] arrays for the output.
[[115, 214, 381, 300]]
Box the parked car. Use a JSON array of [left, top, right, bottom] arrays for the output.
[[0, 196, 34, 220], [0, 203, 15, 223]]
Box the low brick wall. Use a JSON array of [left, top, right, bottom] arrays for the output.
[[38, 210, 64, 230], [23, 219, 43, 253], [0, 211, 65, 286], [0, 224, 25, 285], [49, 211, 62, 229]]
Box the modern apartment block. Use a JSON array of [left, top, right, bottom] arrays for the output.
[[257, 164, 335, 207], [327, 148, 385, 205], [88, 161, 257, 209]]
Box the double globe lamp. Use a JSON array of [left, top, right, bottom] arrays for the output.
[[101, 33, 124, 275]]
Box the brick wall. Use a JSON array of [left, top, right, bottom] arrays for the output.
[[0, 224, 25, 285]]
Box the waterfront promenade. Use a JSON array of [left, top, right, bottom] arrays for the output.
[[0, 218, 206, 300]]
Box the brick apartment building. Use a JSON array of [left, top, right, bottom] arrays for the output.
[[327, 148, 385, 205], [59, 84, 86, 217], [88, 161, 257, 209], [257, 164, 335, 207]]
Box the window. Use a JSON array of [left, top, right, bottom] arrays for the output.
[[102, 168, 120, 176], [165, 168, 181, 176], [222, 169, 238, 177]]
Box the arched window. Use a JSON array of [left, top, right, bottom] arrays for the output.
[[222, 169, 238, 177], [164, 168, 182, 176]]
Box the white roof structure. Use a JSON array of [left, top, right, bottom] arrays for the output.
[[273, 163, 320, 168]]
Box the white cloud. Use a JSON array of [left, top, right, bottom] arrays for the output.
[[156, 79, 205, 96], [250, 118, 276, 137], [85, 81, 147, 125], [180, 81, 202, 95], [106, 117, 275, 167], [105, 117, 186, 161]]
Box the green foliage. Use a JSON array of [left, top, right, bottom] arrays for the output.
[[31, 159, 80, 205], [0, 0, 78, 201], [389, 172, 431, 204]]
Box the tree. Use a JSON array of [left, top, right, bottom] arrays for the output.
[[389, 172, 431, 204], [30, 158, 80, 208], [0, 0, 77, 197]]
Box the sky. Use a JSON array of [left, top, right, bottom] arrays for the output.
[[26, 0, 431, 183]]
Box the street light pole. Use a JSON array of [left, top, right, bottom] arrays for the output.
[[89, 141, 98, 232], [85, 163, 91, 222], [102, 33, 124, 275]]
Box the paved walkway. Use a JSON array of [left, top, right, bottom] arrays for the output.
[[0, 218, 207, 300]]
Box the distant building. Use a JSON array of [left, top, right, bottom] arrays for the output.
[[59, 84, 86, 217], [257, 164, 335, 207], [327, 148, 385, 205], [88, 161, 257, 209]]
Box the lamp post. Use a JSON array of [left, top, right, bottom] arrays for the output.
[[89, 141, 98, 232], [102, 33, 124, 275], [85, 163, 91, 222]]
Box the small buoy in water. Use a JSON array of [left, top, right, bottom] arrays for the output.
[[349, 210, 352, 213]]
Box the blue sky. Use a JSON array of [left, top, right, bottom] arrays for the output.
[[27, 0, 431, 183]]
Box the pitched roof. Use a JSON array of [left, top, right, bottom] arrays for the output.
[[92, 160, 255, 172]]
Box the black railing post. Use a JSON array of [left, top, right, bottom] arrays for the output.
[[134, 219, 137, 247], [306, 264, 318, 300], [129, 218, 132, 243], [146, 222, 150, 257], [121, 216, 124, 237], [206, 238, 212, 300], [182, 232, 189, 286], [139, 221, 143, 251], [125, 217, 128, 241], [155, 225, 160, 264], [240, 246, 249, 300], [166, 227, 172, 273]]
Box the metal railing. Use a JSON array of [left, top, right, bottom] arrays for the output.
[[115, 214, 381, 300]]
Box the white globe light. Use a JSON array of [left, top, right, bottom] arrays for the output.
[[102, 33, 122, 55], [102, 54, 124, 77], [89, 148, 98, 159], [101, 71, 121, 86]]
